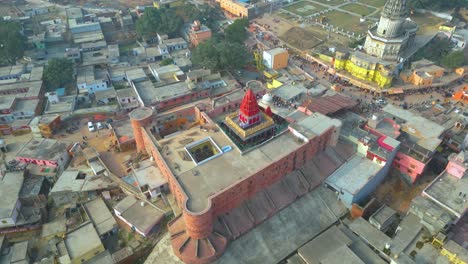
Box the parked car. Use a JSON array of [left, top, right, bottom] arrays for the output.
[[87, 122, 95, 132], [376, 98, 387, 105], [96, 122, 104, 130]]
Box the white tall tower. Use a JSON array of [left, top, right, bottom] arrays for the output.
[[363, 0, 418, 61]]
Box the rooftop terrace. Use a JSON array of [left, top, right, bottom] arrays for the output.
[[16, 138, 70, 161], [382, 104, 446, 152], [423, 170, 468, 218], [155, 111, 339, 212]]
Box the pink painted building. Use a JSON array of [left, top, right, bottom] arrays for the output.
[[15, 138, 71, 172], [366, 105, 446, 183]]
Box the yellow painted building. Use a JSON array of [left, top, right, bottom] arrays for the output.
[[216, 0, 253, 18], [333, 50, 394, 89], [439, 240, 467, 264]]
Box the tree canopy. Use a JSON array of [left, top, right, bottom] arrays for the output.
[[224, 18, 249, 44], [180, 4, 223, 31], [0, 19, 25, 65], [441, 51, 465, 68], [412, 37, 452, 65], [408, 0, 465, 12], [192, 38, 251, 72], [43, 58, 74, 91], [136, 8, 183, 38]]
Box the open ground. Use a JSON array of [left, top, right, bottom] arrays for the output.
[[283, 1, 328, 17], [340, 2, 377, 16]]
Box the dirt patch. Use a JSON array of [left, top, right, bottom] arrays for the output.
[[280, 27, 324, 49]]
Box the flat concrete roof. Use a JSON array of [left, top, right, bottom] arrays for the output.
[[134, 81, 157, 105], [298, 225, 353, 263], [0, 80, 42, 99], [156, 110, 340, 213], [271, 84, 306, 102], [0, 172, 24, 218], [114, 196, 164, 232], [347, 218, 391, 251], [65, 222, 102, 260], [321, 246, 365, 264], [423, 170, 468, 218], [84, 198, 116, 236], [370, 205, 397, 227], [133, 159, 167, 189], [0, 95, 16, 110], [11, 240, 29, 263], [145, 186, 347, 264], [326, 154, 382, 195], [212, 186, 347, 264], [84, 249, 114, 264], [41, 219, 67, 238], [264, 47, 287, 57], [126, 68, 147, 81], [14, 99, 39, 113], [116, 87, 137, 99], [154, 82, 191, 101], [50, 168, 117, 194], [159, 127, 299, 212], [383, 104, 446, 152], [16, 138, 70, 162], [44, 95, 75, 114]]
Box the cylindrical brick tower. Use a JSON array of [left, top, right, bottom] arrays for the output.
[[183, 209, 214, 239], [129, 107, 154, 153]]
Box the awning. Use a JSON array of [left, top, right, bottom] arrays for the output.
[[388, 88, 404, 94], [94, 114, 107, 121]]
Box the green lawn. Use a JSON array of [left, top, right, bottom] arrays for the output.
[[283, 1, 327, 17], [340, 3, 377, 16], [312, 0, 347, 6], [323, 10, 372, 33], [358, 0, 387, 8]]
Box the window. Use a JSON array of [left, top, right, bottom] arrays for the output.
[[410, 164, 416, 169], [407, 169, 413, 174], [1, 220, 7, 224]]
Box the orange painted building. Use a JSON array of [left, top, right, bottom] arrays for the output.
[[263, 48, 289, 70], [452, 85, 468, 103], [188, 20, 212, 47], [400, 63, 445, 86], [455, 66, 468, 76]]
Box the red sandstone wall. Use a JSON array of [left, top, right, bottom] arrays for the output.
[[209, 129, 332, 216], [158, 91, 210, 111], [139, 117, 334, 240]]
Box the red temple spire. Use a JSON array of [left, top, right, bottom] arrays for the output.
[[265, 106, 273, 117], [239, 89, 261, 127]]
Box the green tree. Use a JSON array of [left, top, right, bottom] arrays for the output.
[[441, 51, 465, 68], [408, 0, 465, 11], [0, 19, 25, 65], [192, 39, 221, 71], [179, 4, 222, 31], [192, 39, 251, 71], [412, 37, 452, 64], [43, 58, 73, 91], [218, 41, 250, 71], [136, 8, 183, 38], [224, 18, 249, 44], [160, 58, 174, 66]]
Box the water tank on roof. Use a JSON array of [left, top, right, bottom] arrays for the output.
[[262, 93, 273, 105]]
